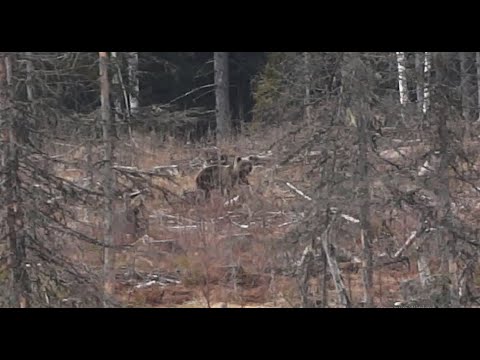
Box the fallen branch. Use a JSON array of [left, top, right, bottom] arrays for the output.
[[231, 221, 249, 229], [285, 182, 312, 201], [152, 165, 180, 177], [341, 213, 360, 224], [148, 239, 176, 244], [278, 221, 298, 228], [230, 233, 253, 238], [168, 225, 198, 230], [113, 164, 178, 176], [393, 231, 419, 259], [224, 195, 240, 207], [393, 220, 434, 259], [149, 211, 199, 225], [168, 83, 215, 105]]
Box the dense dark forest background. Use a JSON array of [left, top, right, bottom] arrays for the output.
[[1, 52, 480, 308]]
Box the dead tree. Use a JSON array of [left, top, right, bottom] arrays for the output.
[[214, 52, 231, 139], [99, 52, 116, 307]]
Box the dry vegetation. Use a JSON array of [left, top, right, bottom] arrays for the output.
[[3, 52, 480, 308], [46, 119, 467, 308]]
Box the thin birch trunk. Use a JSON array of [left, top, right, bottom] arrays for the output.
[[415, 52, 424, 113], [396, 52, 408, 106], [127, 52, 139, 114], [423, 52, 431, 114], [110, 52, 123, 122]]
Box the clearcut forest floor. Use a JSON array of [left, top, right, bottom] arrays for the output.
[[53, 125, 429, 308]]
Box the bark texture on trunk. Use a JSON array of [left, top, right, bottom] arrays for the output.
[[127, 52, 139, 114], [432, 52, 458, 306], [476, 52, 480, 121], [214, 52, 231, 139], [396, 52, 408, 106], [415, 52, 424, 113], [460, 52, 475, 123], [423, 52, 431, 115], [25, 52, 34, 102], [358, 104, 374, 307], [304, 52, 312, 123], [99, 52, 116, 307]]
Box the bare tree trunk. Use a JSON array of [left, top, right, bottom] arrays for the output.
[[237, 82, 245, 122], [321, 249, 328, 307], [396, 52, 409, 126], [304, 52, 312, 123], [319, 209, 351, 308], [416, 244, 431, 286], [477, 52, 480, 121], [460, 52, 475, 122], [1, 54, 30, 308], [112, 52, 137, 144], [127, 52, 139, 114], [460, 52, 475, 140], [423, 52, 431, 115], [25, 52, 34, 102], [433, 52, 459, 306], [99, 52, 116, 307], [358, 105, 374, 307], [110, 52, 123, 123], [438, 112, 458, 305], [214, 52, 231, 139], [396, 52, 408, 105], [415, 52, 425, 113], [24, 52, 43, 149], [296, 244, 313, 308], [340, 53, 374, 306]]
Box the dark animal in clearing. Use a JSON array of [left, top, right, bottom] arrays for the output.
[[195, 156, 253, 200]]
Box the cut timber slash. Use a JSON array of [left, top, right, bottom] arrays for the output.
[[285, 182, 312, 201]]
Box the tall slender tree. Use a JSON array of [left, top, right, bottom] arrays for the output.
[[303, 52, 312, 123], [423, 52, 432, 115], [99, 52, 116, 307], [214, 52, 231, 139], [415, 52, 425, 113], [477, 52, 480, 121], [460, 52, 476, 136], [432, 52, 458, 306], [127, 52, 139, 114]]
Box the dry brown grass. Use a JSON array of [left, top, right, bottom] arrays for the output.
[[47, 124, 480, 308]]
